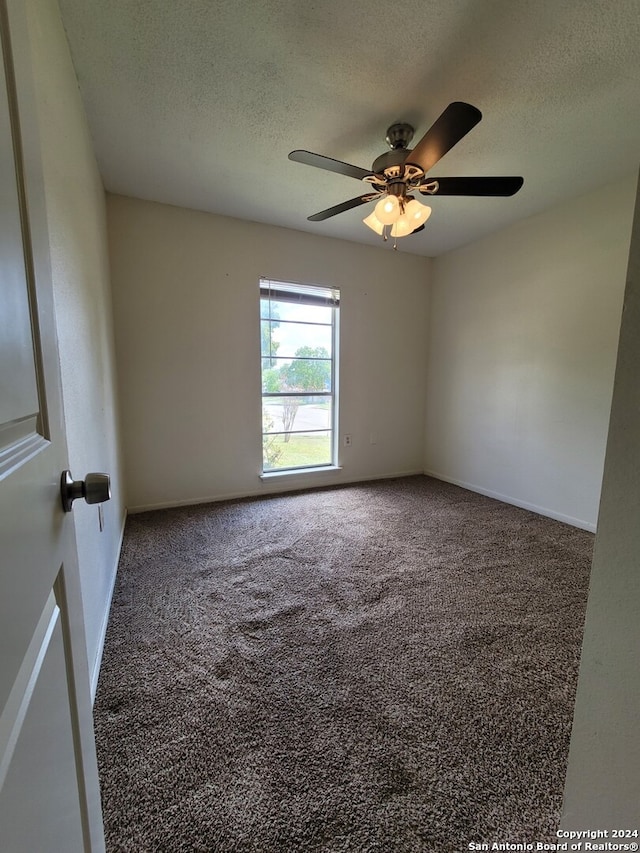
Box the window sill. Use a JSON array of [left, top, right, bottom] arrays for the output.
[[260, 465, 342, 480]]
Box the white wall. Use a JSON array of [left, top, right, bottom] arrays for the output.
[[107, 195, 430, 511], [425, 177, 636, 531], [561, 174, 640, 826], [26, 0, 125, 693]]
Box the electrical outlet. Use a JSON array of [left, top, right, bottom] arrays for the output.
[[344, 434, 352, 446]]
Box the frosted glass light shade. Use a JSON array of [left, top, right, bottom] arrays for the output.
[[374, 194, 400, 225], [390, 217, 412, 238], [363, 211, 384, 235], [404, 198, 432, 228]]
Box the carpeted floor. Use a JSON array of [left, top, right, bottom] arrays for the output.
[[93, 475, 593, 853]]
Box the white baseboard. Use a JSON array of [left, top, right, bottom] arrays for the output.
[[127, 469, 425, 514], [90, 508, 127, 703], [423, 469, 597, 533]]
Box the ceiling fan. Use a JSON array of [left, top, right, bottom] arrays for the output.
[[289, 102, 523, 245]]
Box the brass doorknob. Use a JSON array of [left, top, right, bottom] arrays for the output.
[[60, 470, 111, 513]]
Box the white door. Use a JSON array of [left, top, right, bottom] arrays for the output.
[[0, 0, 105, 850]]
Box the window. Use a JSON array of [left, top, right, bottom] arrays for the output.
[[260, 278, 339, 473]]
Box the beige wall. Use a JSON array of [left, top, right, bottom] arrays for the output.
[[425, 177, 636, 531], [27, 0, 125, 693], [107, 195, 430, 511], [562, 174, 640, 826]]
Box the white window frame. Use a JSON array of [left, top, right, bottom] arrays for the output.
[[260, 278, 340, 475]]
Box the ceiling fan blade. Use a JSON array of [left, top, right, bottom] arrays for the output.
[[307, 194, 374, 221], [420, 176, 524, 196], [289, 150, 372, 181], [405, 102, 482, 173]]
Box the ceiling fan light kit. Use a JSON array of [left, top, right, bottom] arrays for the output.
[[366, 195, 432, 237], [289, 102, 524, 249]]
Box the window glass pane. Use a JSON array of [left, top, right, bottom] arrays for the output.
[[261, 299, 332, 325], [272, 321, 332, 359], [262, 362, 284, 393], [263, 397, 332, 434], [261, 320, 279, 364], [262, 431, 332, 471], [284, 358, 332, 392], [262, 358, 332, 393]]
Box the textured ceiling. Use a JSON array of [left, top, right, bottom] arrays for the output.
[[57, 0, 640, 257]]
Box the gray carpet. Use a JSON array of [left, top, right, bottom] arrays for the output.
[[93, 475, 593, 852]]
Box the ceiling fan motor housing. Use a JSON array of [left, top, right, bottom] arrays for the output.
[[372, 148, 414, 177], [372, 123, 418, 178]]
